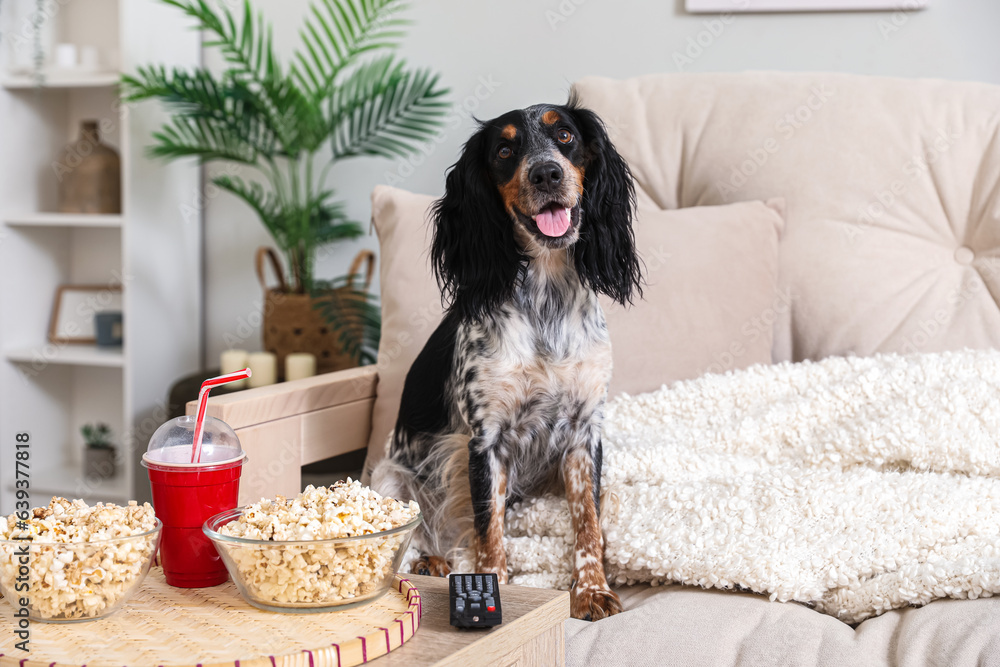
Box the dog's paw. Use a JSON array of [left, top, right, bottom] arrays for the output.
[[412, 555, 451, 578], [570, 585, 623, 621]]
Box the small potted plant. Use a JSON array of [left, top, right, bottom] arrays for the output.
[[81, 423, 116, 479]]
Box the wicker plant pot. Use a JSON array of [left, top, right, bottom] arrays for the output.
[[255, 247, 375, 380]]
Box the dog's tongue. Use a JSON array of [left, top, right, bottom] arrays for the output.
[[534, 206, 572, 237]]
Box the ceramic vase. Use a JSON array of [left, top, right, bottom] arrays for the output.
[[58, 120, 121, 214]]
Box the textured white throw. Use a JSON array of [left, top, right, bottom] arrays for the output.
[[485, 350, 1000, 623]]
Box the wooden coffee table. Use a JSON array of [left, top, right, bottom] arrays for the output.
[[368, 575, 570, 667]]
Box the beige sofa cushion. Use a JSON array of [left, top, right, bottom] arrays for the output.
[[572, 73, 1000, 363], [364, 185, 785, 476], [603, 192, 785, 397], [566, 583, 1000, 667], [366, 186, 443, 478]]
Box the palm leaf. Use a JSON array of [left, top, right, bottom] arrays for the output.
[[329, 56, 448, 159], [308, 190, 363, 244], [312, 276, 381, 366], [212, 174, 289, 247], [162, 0, 311, 153], [164, 0, 279, 81], [149, 117, 260, 164], [293, 0, 408, 98], [123, 66, 279, 156]]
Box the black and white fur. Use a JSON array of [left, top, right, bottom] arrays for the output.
[[372, 99, 641, 621]]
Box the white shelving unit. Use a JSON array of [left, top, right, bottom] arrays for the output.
[[5, 213, 124, 228], [1, 72, 122, 89], [0, 0, 202, 512], [4, 346, 126, 368]]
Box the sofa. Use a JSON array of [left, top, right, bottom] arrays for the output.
[[198, 72, 1000, 665]]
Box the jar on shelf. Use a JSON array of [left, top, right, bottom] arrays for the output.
[[57, 120, 122, 214]]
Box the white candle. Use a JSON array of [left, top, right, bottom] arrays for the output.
[[220, 349, 249, 389], [247, 352, 277, 388], [285, 353, 317, 382], [55, 43, 77, 69]]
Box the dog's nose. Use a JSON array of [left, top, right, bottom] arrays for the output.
[[528, 162, 563, 193]]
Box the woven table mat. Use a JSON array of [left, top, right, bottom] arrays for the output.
[[0, 569, 421, 667]]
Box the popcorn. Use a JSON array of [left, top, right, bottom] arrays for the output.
[[0, 497, 158, 620], [218, 479, 420, 606]]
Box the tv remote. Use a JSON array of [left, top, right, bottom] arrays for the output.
[[449, 573, 503, 628]]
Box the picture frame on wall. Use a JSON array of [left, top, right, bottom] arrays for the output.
[[48, 285, 124, 344], [686, 0, 927, 11]]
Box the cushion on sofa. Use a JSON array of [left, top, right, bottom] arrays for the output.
[[572, 72, 1000, 365], [566, 583, 1000, 667], [365, 186, 444, 480], [363, 184, 785, 477]]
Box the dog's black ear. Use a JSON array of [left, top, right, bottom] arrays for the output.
[[569, 103, 643, 306], [431, 124, 524, 321]]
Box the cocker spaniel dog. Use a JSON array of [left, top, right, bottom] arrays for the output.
[[372, 98, 641, 621]]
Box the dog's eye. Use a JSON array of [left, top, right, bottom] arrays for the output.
[[498, 146, 512, 159], [557, 129, 574, 144]]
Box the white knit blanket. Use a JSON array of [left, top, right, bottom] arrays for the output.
[[487, 350, 1000, 623]]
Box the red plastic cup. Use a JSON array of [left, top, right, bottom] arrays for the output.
[[143, 415, 247, 588]]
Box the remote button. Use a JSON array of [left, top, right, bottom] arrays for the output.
[[485, 576, 494, 594], [465, 575, 473, 591], [470, 602, 481, 612], [487, 605, 496, 612], [475, 575, 483, 590], [455, 599, 465, 612]]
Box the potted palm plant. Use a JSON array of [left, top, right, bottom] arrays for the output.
[[122, 0, 449, 371]]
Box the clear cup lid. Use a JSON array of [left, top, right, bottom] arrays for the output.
[[143, 415, 244, 468]]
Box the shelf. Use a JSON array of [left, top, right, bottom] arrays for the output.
[[5, 462, 131, 503], [5, 345, 124, 368], [1, 72, 120, 90], [5, 213, 123, 229]]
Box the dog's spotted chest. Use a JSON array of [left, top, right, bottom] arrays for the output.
[[455, 259, 611, 496]]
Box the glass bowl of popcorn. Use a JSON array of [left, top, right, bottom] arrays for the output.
[[0, 498, 161, 622], [204, 480, 421, 613]]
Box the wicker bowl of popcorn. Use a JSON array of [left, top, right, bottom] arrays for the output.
[[0, 498, 161, 622], [203, 480, 421, 613]]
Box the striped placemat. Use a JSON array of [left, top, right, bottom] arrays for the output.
[[0, 568, 421, 667]]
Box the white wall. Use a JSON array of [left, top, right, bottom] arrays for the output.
[[203, 0, 1000, 364]]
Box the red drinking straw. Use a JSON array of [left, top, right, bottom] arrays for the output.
[[190, 368, 252, 463]]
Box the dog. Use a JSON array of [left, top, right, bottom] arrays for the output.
[[371, 98, 642, 621]]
